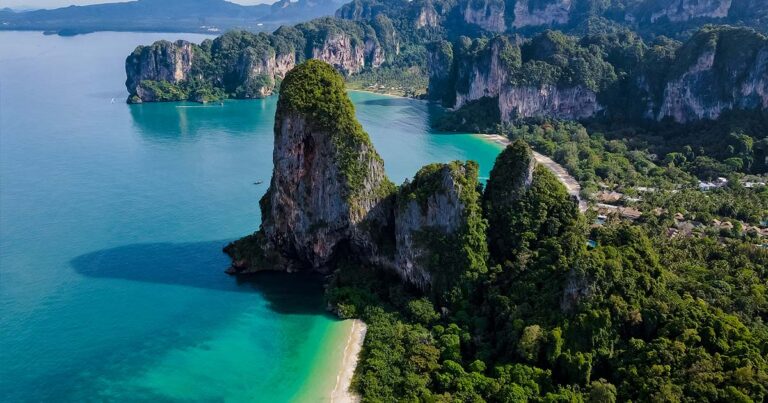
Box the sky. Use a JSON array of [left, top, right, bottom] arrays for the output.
[[4, 0, 275, 10]]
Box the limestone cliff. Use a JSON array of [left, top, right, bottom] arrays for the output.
[[225, 60, 395, 273], [126, 20, 390, 103], [427, 40, 454, 103], [225, 60, 490, 297], [463, 0, 506, 32], [433, 26, 767, 124], [648, 0, 732, 23], [655, 27, 768, 123], [453, 36, 514, 109], [125, 40, 196, 103], [438, 33, 604, 121], [415, 1, 440, 29], [311, 33, 367, 75], [499, 84, 602, 120], [512, 0, 572, 29], [394, 161, 486, 292]]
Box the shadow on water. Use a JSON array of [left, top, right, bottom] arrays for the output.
[[70, 241, 331, 315]]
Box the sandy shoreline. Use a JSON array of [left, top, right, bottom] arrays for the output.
[[330, 319, 366, 403], [346, 88, 413, 99]]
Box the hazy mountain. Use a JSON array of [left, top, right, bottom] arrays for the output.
[[0, 0, 343, 35]]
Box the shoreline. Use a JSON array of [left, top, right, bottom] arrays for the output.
[[330, 319, 366, 403], [346, 88, 414, 99], [295, 318, 367, 403], [475, 133, 588, 212]]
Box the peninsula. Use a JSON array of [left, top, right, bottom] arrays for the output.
[[224, 59, 768, 401]]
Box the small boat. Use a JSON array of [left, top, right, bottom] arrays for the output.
[[253, 180, 264, 185]]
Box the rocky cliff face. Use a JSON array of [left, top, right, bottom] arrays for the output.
[[394, 162, 479, 291], [500, 84, 602, 120], [463, 0, 506, 32], [312, 33, 367, 75], [236, 48, 293, 98], [226, 60, 491, 297], [126, 20, 391, 103], [454, 37, 512, 109], [649, 0, 732, 23], [432, 26, 767, 124], [512, 0, 572, 28], [440, 34, 602, 121], [427, 41, 454, 103], [275, 52, 296, 79], [226, 60, 394, 273], [655, 27, 768, 123], [415, 1, 440, 28], [125, 40, 196, 102]]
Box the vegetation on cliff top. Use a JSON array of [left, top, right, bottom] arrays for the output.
[[278, 59, 391, 203], [328, 140, 768, 402], [398, 161, 489, 305]]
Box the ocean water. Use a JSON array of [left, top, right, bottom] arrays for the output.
[[0, 31, 502, 402]]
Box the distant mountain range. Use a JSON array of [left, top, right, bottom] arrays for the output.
[[0, 0, 344, 35]]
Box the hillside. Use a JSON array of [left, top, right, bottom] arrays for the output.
[[0, 0, 342, 35]]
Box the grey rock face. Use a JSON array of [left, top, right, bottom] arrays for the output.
[[649, 0, 732, 23], [500, 84, 602, 120], [258, 109, 392, 270], [656, 36, 768, 123], [125, 40, 195, 102], [512, 0, 572, 28], [454, 38, 510, 109], [394, 162, 478, 291], [312, 33, 368, 75]]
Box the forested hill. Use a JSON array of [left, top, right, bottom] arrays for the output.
[[338, 0, 768, 39], [224, 60, 768, 402], [0, 0, 342, 35]]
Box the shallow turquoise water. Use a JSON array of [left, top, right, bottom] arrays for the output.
[[0, 31, 501, 401]]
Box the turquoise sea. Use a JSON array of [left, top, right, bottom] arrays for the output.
[[0, 31, 502, 401]]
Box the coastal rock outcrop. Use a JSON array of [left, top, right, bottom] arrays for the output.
[[126, 19, 390, 103], [394, 161, 485, 292], [225, 60, 492, 298], [483, 140, 535, 261], [125, 40, 196, 103], [225, 60, 395, 273]]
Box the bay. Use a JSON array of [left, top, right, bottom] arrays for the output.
[[0, 31, 501, 401]]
